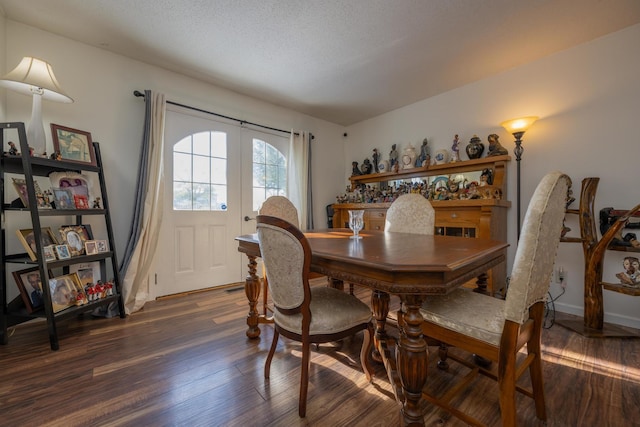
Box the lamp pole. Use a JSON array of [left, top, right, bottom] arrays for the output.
[[512, 131, 525, 240]]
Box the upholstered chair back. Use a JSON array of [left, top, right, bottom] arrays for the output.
[[259, 196, 299, 228], [256, 215, 310, 311], [504, 171, 570, 325], [385, 193, 435, 235]]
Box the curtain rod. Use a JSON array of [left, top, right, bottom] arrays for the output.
[[133, 90, 312, 139]]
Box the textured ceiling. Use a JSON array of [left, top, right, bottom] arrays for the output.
[[1, 0, 640, 125]]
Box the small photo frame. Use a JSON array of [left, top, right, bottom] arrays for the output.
[[85, 240, 98, 255], [54, 244, 71, 260], [74, 194, 89, 209], [12, 267, 52, 313], [49, 273, 84, 313], [50, 124, 96, 166], [71, 262, 101, 287], [49, 172, 91, 201], [11, 179, 43, 208], [58, 225, 93, 257], [16, 227, 59, 261], [43, 245, 57, 262], [53, 188, 74, 209], [96, 240, 109, 253]]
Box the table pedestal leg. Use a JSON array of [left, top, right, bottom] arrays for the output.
[[473, 272, 489, 295], [243, 255, 261, 338], [371, 290, 390, 362], [397, 295, 428, 427]]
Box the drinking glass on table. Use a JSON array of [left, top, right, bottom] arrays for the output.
[[348, 209, 364, 239]]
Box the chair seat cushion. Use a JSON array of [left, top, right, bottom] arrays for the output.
[[275, 287, 372, 335], [420, 289, 505, 346]]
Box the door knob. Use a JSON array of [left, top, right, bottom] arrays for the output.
[[244, 216, 255, 222]]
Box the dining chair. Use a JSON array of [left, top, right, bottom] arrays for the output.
[[385, 193, 435, 234], [257, 215, 374, 417], [258, 196, 301, 316], [385, 193, 435, 328], [418, 171, 570, 426]]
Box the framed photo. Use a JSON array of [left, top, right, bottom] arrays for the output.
[[16, 227, 59, 261], [49, 171, 95, 203], [54, 244, 71, 260], [12, 267, 52, 313], [50, 124, 96, 166], [74, 194, 89, 209], [53, 188, 74, 209], [85, 240, 98, 255], [11, 179, 43, 208], [49, 273, 85, 313], [96, 240, 109, 253], [58, 225, 93, 257], [43, 245, 57, 262], [71, 262, 101, 287]]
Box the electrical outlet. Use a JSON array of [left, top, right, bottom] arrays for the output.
[[556, 267, 566, 286]]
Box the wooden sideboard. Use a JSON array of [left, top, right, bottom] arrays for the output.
[[333, 155, 511, 295]]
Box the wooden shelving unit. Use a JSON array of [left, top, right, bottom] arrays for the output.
[[0, 122, 125, 350], [559, 177, 640, 338]]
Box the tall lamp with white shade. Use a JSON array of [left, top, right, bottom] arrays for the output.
[[500, 116, 539, 240], [0, 57, 73, 156]]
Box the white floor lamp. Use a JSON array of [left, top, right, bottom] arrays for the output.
[[0, 57, 73, 156]]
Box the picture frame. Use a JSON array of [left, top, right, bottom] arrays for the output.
[[53, 188, 74, 209], [74, 194, 89, 209], [85, 240, 98, 255], [50, 124, 96, 166], [43, 245, 57, 262], [49, 273, 85, 313], [16, 227, 59, 261], [58, 225, 93, 257], [54, 244, 71, 260], [49, 172, 92, 202], [11, 179, 43, 209], [12, 267, 52, 313], [96, 240, 109, 253], [71, 262, 101, 288]]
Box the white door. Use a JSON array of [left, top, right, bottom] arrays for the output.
[[156, 107, 243, 297]]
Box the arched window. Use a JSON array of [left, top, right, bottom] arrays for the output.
[[252, 138, 286, 211], [173, 131, 228, 211]]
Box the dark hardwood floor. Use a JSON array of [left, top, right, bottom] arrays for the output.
[[1, 282, 640, 427]]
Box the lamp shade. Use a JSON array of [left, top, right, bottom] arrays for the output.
[[500, 116, 539, 135], [0, 57, 73, 103]]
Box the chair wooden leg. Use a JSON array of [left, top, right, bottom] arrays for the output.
[[299, 338, 311, 417], [360, 323, 374, 381], [498, 350, 518, 427], [262, 276, 269, 316], [265, 329, 279, 379], [528, 306, 548, 420], [437, 343, 449, 370]]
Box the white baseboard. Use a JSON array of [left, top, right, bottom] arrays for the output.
[[554, 302, 640, 330]]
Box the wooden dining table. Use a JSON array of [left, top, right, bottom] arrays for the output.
[[236, 228, 508, 426]]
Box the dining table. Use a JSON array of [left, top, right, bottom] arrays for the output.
[[236, 228, 508, 426]]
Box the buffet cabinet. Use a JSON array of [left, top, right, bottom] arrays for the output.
[[332, 155, 511, 295]]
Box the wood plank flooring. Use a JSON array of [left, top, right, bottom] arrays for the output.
[[1, 282, 640, 427]]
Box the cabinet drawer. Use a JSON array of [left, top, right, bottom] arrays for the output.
[[435, 208, 479, 226], [365, 209, 387, 231]]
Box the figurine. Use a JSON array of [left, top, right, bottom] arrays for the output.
[[93, 197, 102, 209], [389, 144, 399, 169], [451, 134, 460, 162], [361, 158, 373, 174], [486, 134, 509, 157], [616, 256, 640, 287], [479, 168, 493, 186], [465, 135, 484, 159], [372, 148, 380, 173], [7, 141, 18, 156], [416, 138, 430, 167], [351, 161, 362, 176]]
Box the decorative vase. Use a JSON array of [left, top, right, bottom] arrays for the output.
[[401, 144, 417, 170], [378, 160, 389, 173], [465, 135, 484, 159]]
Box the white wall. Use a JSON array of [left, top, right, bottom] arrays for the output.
[[346, 24, 640, 329], [0, 20, 346, 301]]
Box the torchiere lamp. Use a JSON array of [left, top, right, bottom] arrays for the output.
[[0, 57, 73, 156], [500, 116, 539, 240]]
